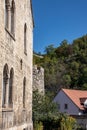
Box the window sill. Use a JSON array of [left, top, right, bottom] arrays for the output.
[[2, 107, 13, 112], [5, 27, 16, 41]]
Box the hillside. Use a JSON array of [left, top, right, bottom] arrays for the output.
[[33, 34, 87, 95]]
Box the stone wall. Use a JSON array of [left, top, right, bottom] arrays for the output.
[[33, 65, 44, 94], [0, 0, 33, 130]]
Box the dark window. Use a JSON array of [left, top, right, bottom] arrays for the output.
[[5, 0, 10, 29], [2, 64, 9, 107], [11, 0, 15, 36], [23, 77, 26, 108], [64, 103, 68, 109], [9, 68, 14, 106], [20, 59, 23, 70], [24, 23, 27, 55]]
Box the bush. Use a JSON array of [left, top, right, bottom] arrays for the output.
[[34, 121, 43, 130]]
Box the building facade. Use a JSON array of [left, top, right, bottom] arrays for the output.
[[0, 0, 33, 129]]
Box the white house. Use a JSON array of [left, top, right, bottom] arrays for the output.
[[54, 88, 87, 129]]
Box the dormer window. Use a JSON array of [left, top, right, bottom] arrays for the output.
[[84, 99, 87, 108], [80, 98, 87, 106]]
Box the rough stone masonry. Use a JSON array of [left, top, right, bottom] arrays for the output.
[[33, 65, 44, 94], [0, 0, 33, 130]]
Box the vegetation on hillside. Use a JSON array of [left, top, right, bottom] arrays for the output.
[[33, 34, 87, 95]]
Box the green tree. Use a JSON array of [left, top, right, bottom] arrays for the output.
[[45, 44, 55, 54], [33, 34, 87, 92], [33, 90, 77, 130], [63, 74, 71, 88], [33, 90, 60, 130]]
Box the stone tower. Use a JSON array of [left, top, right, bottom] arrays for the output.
[[33, 65, 44, 94], [0, 0, 33, 130]]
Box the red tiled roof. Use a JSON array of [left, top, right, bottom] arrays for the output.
[[62, 89, 87, 110]]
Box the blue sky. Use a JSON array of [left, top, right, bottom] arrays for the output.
[[32, 0, 87, 54]]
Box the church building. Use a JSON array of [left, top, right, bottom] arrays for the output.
[[0, 0, 33, 129]]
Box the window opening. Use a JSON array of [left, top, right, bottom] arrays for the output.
[[5, 0, 10, 29], [9, 68, 14, 106], [11, 0, 15, 36], [23, 77, 26, 108], [64, 103, 68, 109], [2, 64, 9, 107], [24, 23, 27, 55], [20, 59, 23, 70]]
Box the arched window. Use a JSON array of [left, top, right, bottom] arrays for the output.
[[11, 0, 15, 35], [9, 68, 14, 106], [2, 64, 9, 107], [5, 0, 10, 29], [23, 77, 26, 108], [24, 24, 27, 55]]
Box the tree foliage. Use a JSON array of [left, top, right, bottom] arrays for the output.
[[33, 34, 87, 95], [33, 90, 58, 122]]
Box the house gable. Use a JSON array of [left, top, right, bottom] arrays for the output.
[[54, 89, 80, 115], [54, 89, 87, 116], [62, 89, 87, 110]]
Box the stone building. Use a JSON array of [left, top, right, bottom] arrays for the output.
[[0, 0, 33, 130], [33, 65, 44, 94]]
